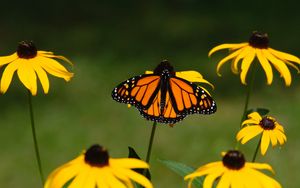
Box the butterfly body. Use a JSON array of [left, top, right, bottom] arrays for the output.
[[112, 60, 216, 124], [155, 63, 174, 115]]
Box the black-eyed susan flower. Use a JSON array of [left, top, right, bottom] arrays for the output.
[[185, 150, 281, 188], [209, 31, 300, 86], [237, 112, 287, 155], [45, 144, 153, 188], [0, 41, 73, 95]]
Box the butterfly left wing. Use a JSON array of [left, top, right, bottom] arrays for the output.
[[168, 76, 217, 115], [112, 74, 161, 110]]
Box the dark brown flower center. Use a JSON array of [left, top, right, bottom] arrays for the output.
[[248, 31, 269, 49], [84, 144, 109, 167], [259, 117, 275, 130], [17, 41, 37, 59], [222, 150, 245, 170]]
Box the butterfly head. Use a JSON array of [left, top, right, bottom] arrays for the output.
[[154, 60, 175, 76]]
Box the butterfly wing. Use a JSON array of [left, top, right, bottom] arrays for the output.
[[168, 76, 217, 115], [112, 74, 161, 110]]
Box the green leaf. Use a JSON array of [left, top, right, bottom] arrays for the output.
[[128, 146, 142, 159], [159, 159, 203, 187], [256, 108, 269, 116]]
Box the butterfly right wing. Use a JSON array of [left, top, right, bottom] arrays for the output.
[[168, 76, 217, 115], [112, 74, 161, 110]]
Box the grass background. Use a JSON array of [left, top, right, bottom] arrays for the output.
[[0, 0, 300, 187]]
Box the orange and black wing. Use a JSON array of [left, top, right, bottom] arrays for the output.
[[112, 74, 161, 110], [139, 90, 187, 124], [168, 76, 217, 115]]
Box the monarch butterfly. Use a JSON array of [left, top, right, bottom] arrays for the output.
[[112, 60, 217, 124]]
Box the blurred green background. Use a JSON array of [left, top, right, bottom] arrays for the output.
[[0, 0, 300, 187]]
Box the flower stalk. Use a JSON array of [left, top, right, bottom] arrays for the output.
[[240, 61, 257, 126], [145, 122, 157, 164], [27, 90, 44, 184], [143, 122, 157, 177], [252, 136, 262, 162]]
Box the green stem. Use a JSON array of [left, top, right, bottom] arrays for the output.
[[252, 136, 262, 162], [240, 64, 257, 126], [142, 122, 157, 178], [27, 90, 45, 185], [145, 122, 157, 163], [235, 62, 257, 150]]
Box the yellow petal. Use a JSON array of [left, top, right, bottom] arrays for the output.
[[0, 53, 18, 66], [82, 169, 97, 188], [38, 51, 54, 55], [49, 55, 73, 66], [268, 131, 278, 147], [110, 158, 149, 169], [245, 162, 274, 173], [240, 48, 255, 85], [216, 48, 244, 76], [283, 60, 300, 73], [186, 162, 223, 178], [282, 133, 287, 142], [231, 46, 250, 74], [195, 162, 222, 172], [216, 171, 232, 188], [95, 169, 110, 188], [275, 124, 284, 132], [248, 168, 282, 188], [0, 59, 21, 94], [241, 168, 263, 188], [235, 168, 262, 188], [236, 126, 262, 143], [45, 163, 82, 188], [145, 71, 153, 74], [203, 168, 224, 188], [117, 168, 153, 188], [256, 49, 273, 85], [38, 51, 73, 66], [269, 48, 300, 64], [105, 172, 127, 188], [17, 60, 37, 95], [36, 56, 73, 81], [247, 112, 262, 121], [68, 165, 90, 188], [230, 171, 243, 188], [208, 43, 248, 56], [242, 119, 259, 126], [187, 178, 194, 188], [274, 130, 286, 145], [261, 131, 270, 155], [263, 49, 291, 86], [111, 169, 134, 188], [175, 71, 214, 89], [32, 62, 49, 94]]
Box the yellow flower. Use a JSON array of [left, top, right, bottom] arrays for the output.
[[45, 144, 153, 188], [209, 31, 300, 86], [185, 150, 281, 188], [237, 112, 287, 155], [0, 41, 74, 95]]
